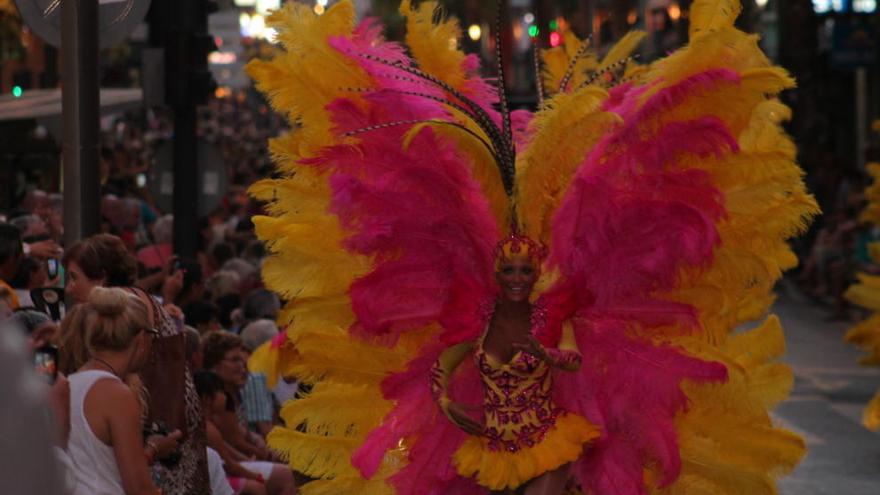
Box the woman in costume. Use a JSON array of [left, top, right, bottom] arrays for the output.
[[246, 0, 818, 493], [431, 234, 599, 493]]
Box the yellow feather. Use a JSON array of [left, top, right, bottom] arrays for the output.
[[863, 391, 880, 430], [399, 0, 466, 91], [598, 31, 646, 70], [516, 86, 619, 242], [627, 9, 816, 492], [688, 0, 742, 39]]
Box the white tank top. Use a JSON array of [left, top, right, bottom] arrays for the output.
[[67, 370, 127, 495]]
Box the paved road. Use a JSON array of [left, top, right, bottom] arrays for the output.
[[772, 290, 880, 494]]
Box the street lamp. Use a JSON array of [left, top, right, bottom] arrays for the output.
[[468, 24, 481, 41]]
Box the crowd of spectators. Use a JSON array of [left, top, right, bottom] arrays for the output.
[[796, 146, 880, 321], [0, 89, 300, 494]]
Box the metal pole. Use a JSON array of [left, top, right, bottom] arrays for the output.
[[171, 16, 199, 259], [61, 0, 101, 247], [172, 95, 199, 258]]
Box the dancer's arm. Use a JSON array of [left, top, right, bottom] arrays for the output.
[[547, 321, 582, 372], [430, 342, 481, 434]]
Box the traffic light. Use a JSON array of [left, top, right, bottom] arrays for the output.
[[149, 0, 218, 108]]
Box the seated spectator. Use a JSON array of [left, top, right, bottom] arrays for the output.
[[195, 371, 268, 495], [222, 258, 260, 296], [240, 319, 279, 436], [242, 289, 281, 329], [202, 332, 296, 495], [185, 300, 222, 335], [206, 445, 235, 495], [10, 257, 48, 307], [66, 287, 175, 495], [207, 270, 241, 302], [184, 325, 204, 371]]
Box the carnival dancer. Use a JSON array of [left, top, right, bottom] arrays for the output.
[[247, 0, 818, 493]]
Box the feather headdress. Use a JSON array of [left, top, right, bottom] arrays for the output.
[[247, 1, 818, 493]]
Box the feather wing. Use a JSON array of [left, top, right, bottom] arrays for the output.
[[247, 3, 504, 493], [526, 1, 817, 493]]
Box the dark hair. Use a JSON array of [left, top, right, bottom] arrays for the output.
[[63, 234, 137, 287], [178, 258, 203, 294], [183, 325, 201, 360], [0, 224, 22, 266], [10, 257, 41, 289], [214, 293, 241, 328], [193, 370, 225, 399], [212, 243, 235, 269], [243, 240, 266, 261], [201, 331, 244, 370], [243, 288, 280, 322], [183, 300, 219, 328]]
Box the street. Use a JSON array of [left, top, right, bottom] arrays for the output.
[[774, 287, 880, 494]]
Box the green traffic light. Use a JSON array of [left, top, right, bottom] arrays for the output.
[[549, 20, 558, 30], [528, 25, 539, 37], [12, 86, 23, 98]]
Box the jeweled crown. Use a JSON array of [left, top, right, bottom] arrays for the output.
[[494, 232, 548, 268]]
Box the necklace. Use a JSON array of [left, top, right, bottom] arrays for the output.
[[91, 356, 120, 377]]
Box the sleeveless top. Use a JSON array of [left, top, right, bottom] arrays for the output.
[[67, 370, 126, 495], [450, 301, 600, 491], [474, 303, 562, 452]]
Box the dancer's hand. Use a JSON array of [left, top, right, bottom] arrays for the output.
[[446, 401, 483, 435], [513, 335, 552, 364]]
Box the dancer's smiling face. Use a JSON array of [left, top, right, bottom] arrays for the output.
[[495, 258, 538, 303]]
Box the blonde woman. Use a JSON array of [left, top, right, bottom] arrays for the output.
[[66, 287, 168, 495]]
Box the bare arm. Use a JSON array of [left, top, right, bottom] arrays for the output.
[[547, 321, 582, 372], [104, 383, 160, 495], [430, 342, 483, 434], [213, 408, 265, 459], [205, 421, 263, 481]]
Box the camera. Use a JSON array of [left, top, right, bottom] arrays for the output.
[[46, 258, 59, 279], [34, 344, 58, 385]]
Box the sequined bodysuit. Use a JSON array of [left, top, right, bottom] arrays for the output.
[[475, 307, 563, 453], [430, 301, 601, 490]]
